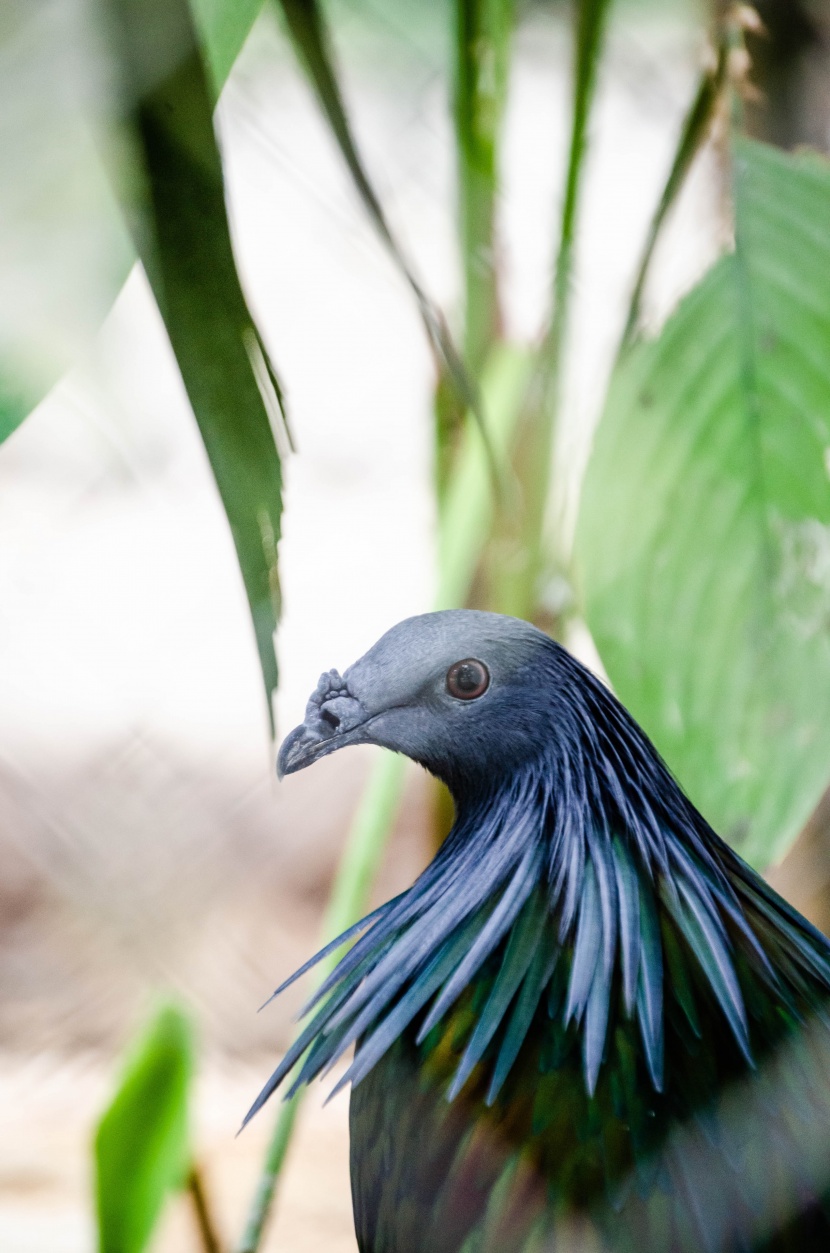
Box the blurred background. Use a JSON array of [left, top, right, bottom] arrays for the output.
[[4, 0, 830, 1249]]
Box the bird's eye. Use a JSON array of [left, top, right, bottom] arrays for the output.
[[446, 659, 490, 701]]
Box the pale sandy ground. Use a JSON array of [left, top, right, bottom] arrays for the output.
[[0, 4, 721, 1249]]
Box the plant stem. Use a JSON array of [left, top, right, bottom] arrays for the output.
[[188, 1165, 225, 1253], [437, 345, 532, 610], [500, 0, 614, 621], [453, 0, 514, 377], [235, 1094, 301, 1253], [236, 752, 407, 1253], [622, 47, 727, 350]]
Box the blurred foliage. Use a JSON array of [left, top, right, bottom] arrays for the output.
[[95, 1004, 194, 1253], [0, 0, 133, 441]]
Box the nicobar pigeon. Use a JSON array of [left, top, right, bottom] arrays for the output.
[[246, 610, 830, 1252]]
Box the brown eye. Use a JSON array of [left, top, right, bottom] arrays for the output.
[[446, 659, 490, 701]]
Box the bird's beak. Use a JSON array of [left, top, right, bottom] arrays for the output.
[[277, 687, 369, 779], [276, 723, 326, 779]]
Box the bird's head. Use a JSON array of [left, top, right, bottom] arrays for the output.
[[278, 610, 571, 796]]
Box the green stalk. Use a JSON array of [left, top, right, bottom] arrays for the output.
[[236, 752, 407, 1253], [453, 0, 514, 377], [187, 1165, 225, 1253], [621, 46, 727, 351], [437, 345, 532, 609], [500, 0, 614, 622], [434, 0, 515, 497]]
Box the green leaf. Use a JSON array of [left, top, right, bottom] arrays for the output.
[[95, 1004, 194, 1253], [106, 0, 286, 725], [577, 138, 830, 868]]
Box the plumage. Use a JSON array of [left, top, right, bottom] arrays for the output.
[[248, 610, 830, 1251]]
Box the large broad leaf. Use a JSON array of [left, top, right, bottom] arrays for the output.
[[577, 138, 830, 869], [95, 1004, 194, 1253], [105, 0, 285, 724]]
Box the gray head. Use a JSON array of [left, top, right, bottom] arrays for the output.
[[278, 610, 565, 793]]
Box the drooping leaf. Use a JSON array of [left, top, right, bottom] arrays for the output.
[[577, 138, 830, 869], [95, 1004, 194, 1253], [105, 0, 286, 726], [276, 0, 494, 488]]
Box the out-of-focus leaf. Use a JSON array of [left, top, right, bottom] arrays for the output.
[[95, 1004, 194, 1253], [190, 0, 265, 95], [0, 0, 134, 446], [0, 375, 49, 447], [106, 0, 286, 725], [577, 138, 830, 868], [276, 0, 494, 486], [453, 0, 513, 375]]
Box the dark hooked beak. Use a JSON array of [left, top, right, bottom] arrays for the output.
[[276, 689, 369, 779], [276, 724, 320, 779]]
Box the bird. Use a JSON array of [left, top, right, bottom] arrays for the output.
[[246, 609, 830, 1252]]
